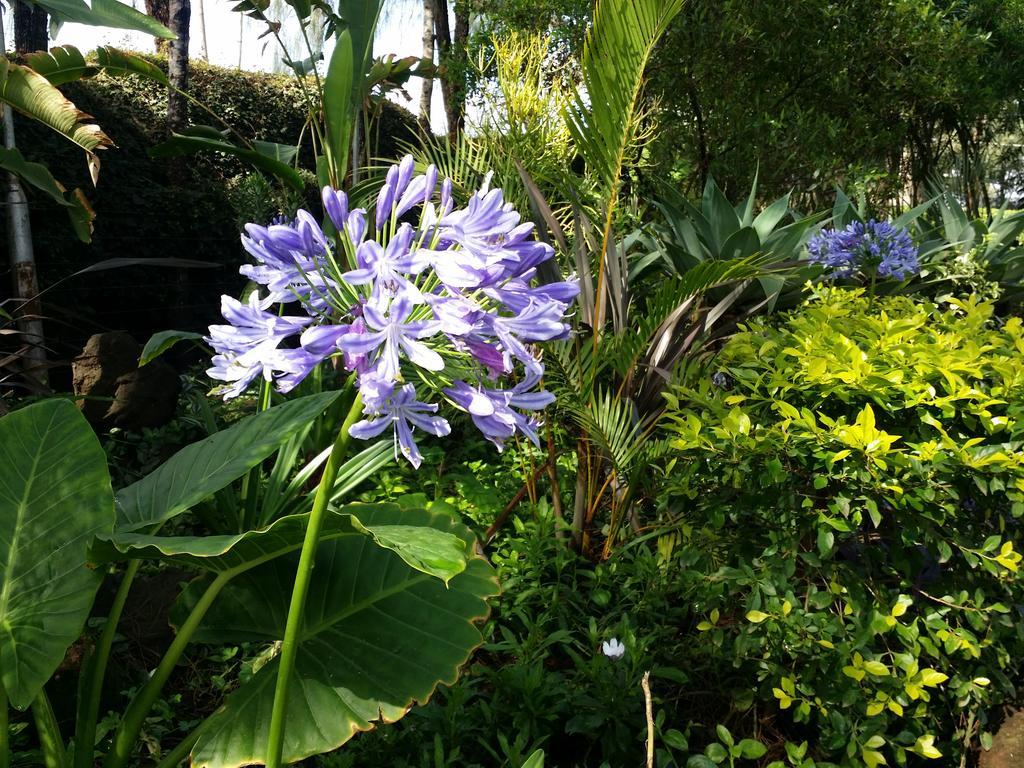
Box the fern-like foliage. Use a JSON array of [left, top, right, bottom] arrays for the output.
[[564, 0, 684, 196]]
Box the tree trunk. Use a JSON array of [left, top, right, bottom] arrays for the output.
[[432, 0, 457, 135], [144, 0, 171, 53], [195, 0, 209, 62], [167, 0, 191, 320], [419, 0, 435, 131], [450, 1, 469, 136], [166, 0, 190, 134], [13, 0, 47, 53]]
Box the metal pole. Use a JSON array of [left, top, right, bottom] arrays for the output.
[[0, 5, 47, 390]]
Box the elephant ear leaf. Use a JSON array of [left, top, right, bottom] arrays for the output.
[[0, 400, 114, 710], [115, 391, 341, 532], [186, 504, 497, 767]]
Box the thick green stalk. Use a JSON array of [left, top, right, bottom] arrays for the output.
[[240, 381, 273, 531], [73, 560, 140, 768], [31, 691, 67, 768], [264, 394, 363, 768], [103, 571, 232, 768], [0, 681, 10, 768]]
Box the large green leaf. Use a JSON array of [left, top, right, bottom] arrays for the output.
[[33, 0, 175, 38], [185, 505, 497, 767], [94, 46, 170, 85], [322, 29, 355, 184], [23, 46, 96, 86], [0, 146, 73, 205], [0, 147, 95, 241], [138, 329, 204, 366], [0, 400, 114, 710], [115, 392, 341, 531], [95, 505, 467, 583], [0, 54, 112, 158], [150, 126, 304, 192]]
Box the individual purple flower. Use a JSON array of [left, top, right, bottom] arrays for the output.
[[349, 383, 451, 468], [264, 347, 321, 393], [205, 294, 312, 399], [375, 155, 417, 230], [488, 300, 572, 371], [322, 187, 349, 231], [341, 223, 430, 305], [486, 278, 580, 314], [809, 219, 919, 280], [445, 369, 554, 450], [240, 220, 338, 310], [337, 295, 442, 381]]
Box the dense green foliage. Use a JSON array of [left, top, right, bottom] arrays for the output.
[[658, 288, 1024, 765], [12, 56, 415, 345], [472, 0, 1024, 211]]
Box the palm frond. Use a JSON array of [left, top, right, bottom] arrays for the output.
[[564, 0, 684, 193], [565, 387, 648, 476]]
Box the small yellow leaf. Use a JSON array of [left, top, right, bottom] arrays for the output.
[[862, 660, 890, 676], [913, 735, 942, 759], [862, 748, 887, 768], [866, 702, 884, 716], [887, 700, 904, 716], [746, 610, 770, 623], [843, 666, 866, 682], [920, 669, 948, 687]]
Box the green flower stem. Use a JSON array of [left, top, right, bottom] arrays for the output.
[[240, 381, 274, 531], [0, 681, 9, 768], [31, 690, 67, 768], [103, 570, 233, 768], [73, 560, 140, 768], [265, 393, 364, 768]]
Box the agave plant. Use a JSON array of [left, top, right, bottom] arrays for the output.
[[914, 190, 1024, 296]]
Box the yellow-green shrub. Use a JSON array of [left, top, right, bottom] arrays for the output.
[[660, 287, 1024, 766]]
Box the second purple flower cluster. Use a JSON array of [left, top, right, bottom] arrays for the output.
[[808, 219, 919, 280], [206, 155, 578, 467]]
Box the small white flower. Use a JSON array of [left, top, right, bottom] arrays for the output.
[[602, 638, 625, 660]]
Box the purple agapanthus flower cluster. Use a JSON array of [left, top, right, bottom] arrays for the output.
[[206, 155, 578, 467], [808, 219, 919, 280]]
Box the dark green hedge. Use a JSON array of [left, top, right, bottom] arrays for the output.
[[7, 55, 417, 363]]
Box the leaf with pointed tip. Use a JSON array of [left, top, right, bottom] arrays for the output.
[[150, 126, 304, 191], [0, 147, 95, 241], [0, 400, 114, 710], [138, 329, 204, 366], [94, 46, 169, 85], [752, 193, 792, 241], [0, 54, 112, 157], [24, 45, 96, 85], [183, 504, 497, 767], [115, 392, 341, 531], [94, 505, 467, 584], [32, 0, 175, 38]]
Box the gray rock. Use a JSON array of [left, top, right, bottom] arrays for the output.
[[72, 332, 179, 429]]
